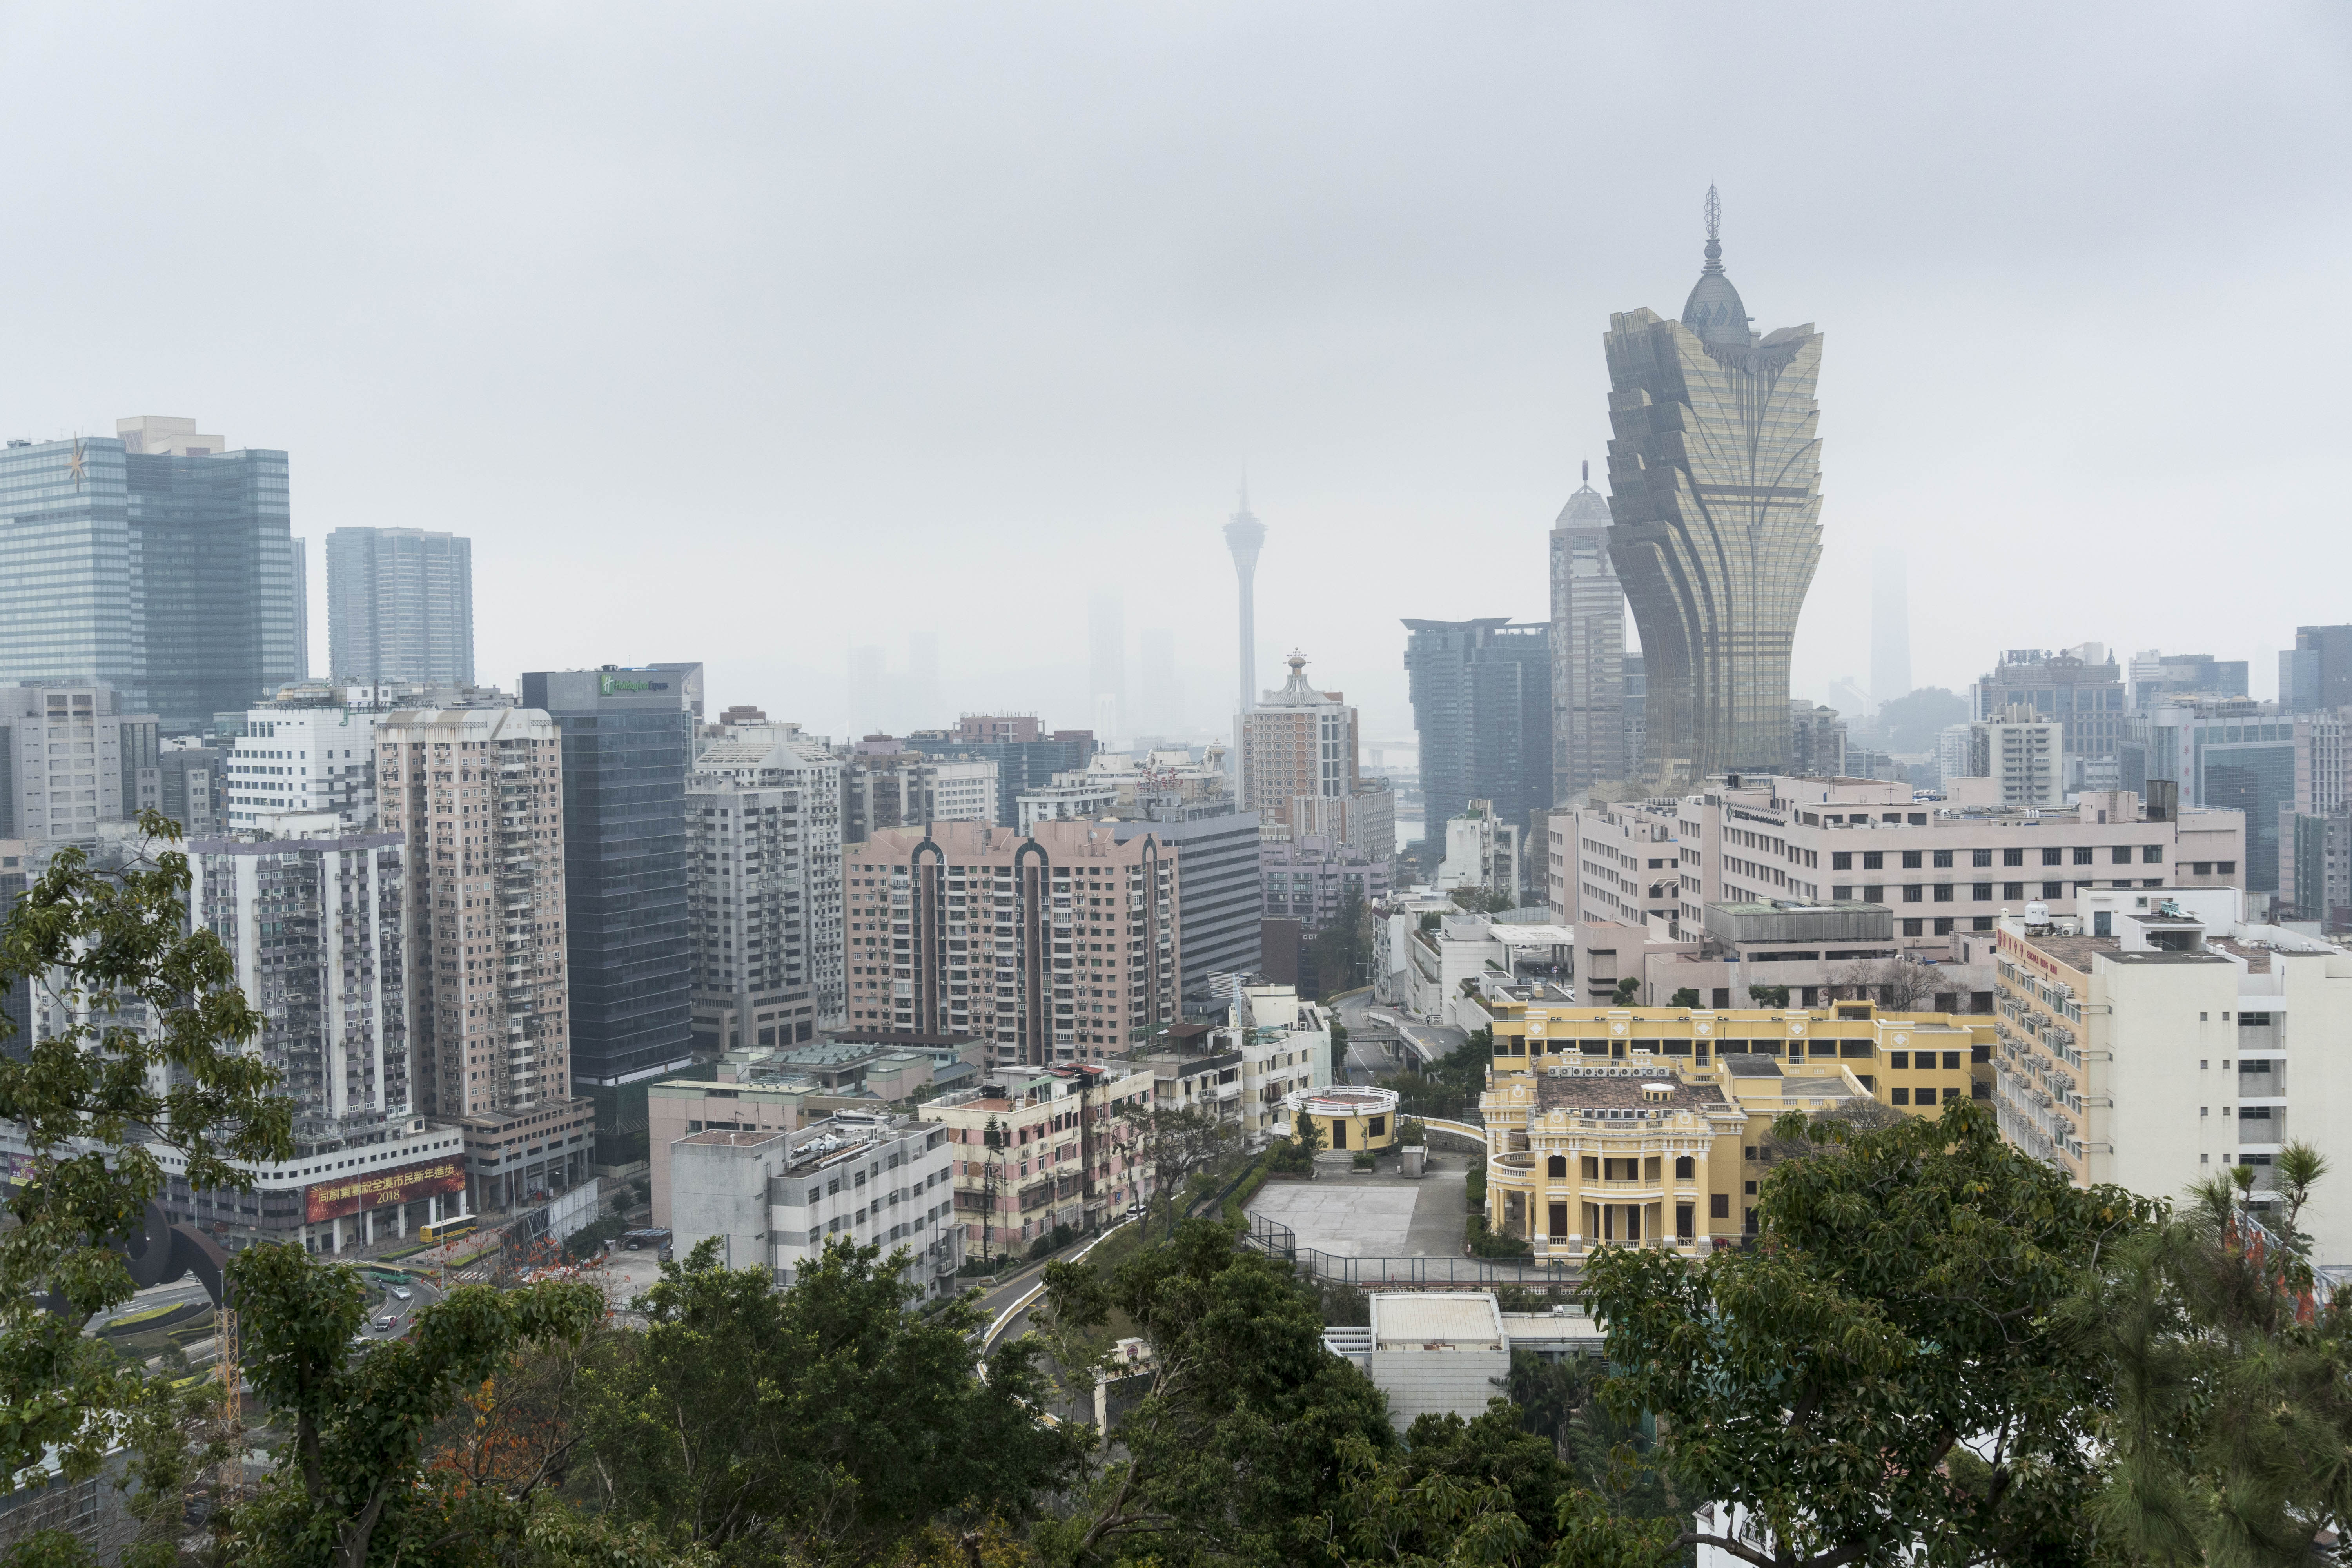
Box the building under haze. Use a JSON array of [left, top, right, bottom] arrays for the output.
[[905, 715, 1094, 826], [1548, 465, 1625, 804], [325, 527, 474, 687], [0, 417, 305, 734], [1402, 618, 1550, 873], [1872, 547, 1910, 707], [1974, 646, 2127, 762], [1604, 192, 1823, 786], [1088, 591, 1124, 740], [2281, 626, 2352, 715], [1225, 490, 1266, 728]]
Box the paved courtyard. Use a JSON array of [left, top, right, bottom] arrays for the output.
[[1245, 1156, 1470, 1258]]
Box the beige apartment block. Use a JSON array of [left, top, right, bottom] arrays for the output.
[[375, 707, 574, 1124], [689, 725, 846, 1051], [843, 818, 1181, 1067], [1240, 652, 1362, 830], [1674, 776, 2244, 953], [920, 1063, 1155, 1253], [1991, 887, 2352, 1260]]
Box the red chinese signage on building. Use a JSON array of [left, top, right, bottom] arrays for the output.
[[304, 1156, 466, 1224]]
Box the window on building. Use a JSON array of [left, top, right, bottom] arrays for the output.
[[1933, 884, 1954, 902], [1903, 885, 1924, 902], [2218, 861, 2236, 874], [2004, 848, 2024, 866], [1972, 916, 1994, 932], [1862, 884, 1884, 902], [1933, 917, 1955, 935], [2072, 847, 2094, 865], [1832, 885, 1854, 899], [2042, 881, 2064, 897], [1902, 851, 1924, 869], [1710, 1193, 1729, 1219], [1933, 850, 1954, 868], [1674, 1155, 1694, 1178], [2111, 846, 2132, 864], [2142, 845, 2163, 863], [1903, 918, 1924, 936], [2043, 848, 2064, 866], [1862, 851, 1884, 870], [1893, 1087, 1911, 1105], [1831, 851, 1852, 870], [1970, 882, 1992, 900]]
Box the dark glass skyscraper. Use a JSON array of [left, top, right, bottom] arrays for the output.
[[1401, 618, 1551, 862], [520, 665, 698, 1102], [0, 417, 304, 733], [1605, 191, 1822, 785]]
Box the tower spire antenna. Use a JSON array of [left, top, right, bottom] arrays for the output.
[[1702, 185, 1723, 274]]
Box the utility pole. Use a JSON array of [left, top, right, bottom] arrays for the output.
[[215, 1303, 241, 1506]]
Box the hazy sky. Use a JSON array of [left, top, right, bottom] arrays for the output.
[[4, 4, 2347, 744]]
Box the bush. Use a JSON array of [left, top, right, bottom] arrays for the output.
[[1025, 1222, 1077, 1261], [1671, 987, 1702, 1009], [1350, 1151, 1375, 1171], [1465, 1154, 1486, 1210], [1394, 1116, 1428, 1148], [1466, 1212, 1533, 1258], [1267, 1138, 1314, 1175]]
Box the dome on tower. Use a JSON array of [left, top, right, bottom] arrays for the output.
[[1680, 185, 1753, 349]]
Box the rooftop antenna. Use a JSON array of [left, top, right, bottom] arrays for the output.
[[1702, 185, 1723, 274], [1582, 459, 1589, 483]]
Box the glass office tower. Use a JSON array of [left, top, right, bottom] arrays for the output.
[[1401, 617, 1552, 861], [519, 666, 698, 1109], [1604, 192, 1822, 786], [0, 420, 303, 733]]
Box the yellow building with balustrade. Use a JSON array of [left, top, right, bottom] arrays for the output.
[[1475, 994, 1994, 1254]]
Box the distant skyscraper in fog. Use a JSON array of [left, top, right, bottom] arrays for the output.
[[1871, 546, 1911, 706], [847, 645, 887, 732], [906, 632, 940, 722], [1223, 487, 1265, 723], [1088, 591, 1125, 739], [1549, 461, 1624, 803], [1137, 627, 1179, 735], [326, 527, 473, 686]]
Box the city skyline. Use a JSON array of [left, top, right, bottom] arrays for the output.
[[0, 8, 2339, 750]]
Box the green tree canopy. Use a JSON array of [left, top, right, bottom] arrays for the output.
[[1582, 1101, 2156, 1568]]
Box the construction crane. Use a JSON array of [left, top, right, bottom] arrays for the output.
[[215, 1303, 241, 1504]]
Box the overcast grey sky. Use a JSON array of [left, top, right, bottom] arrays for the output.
[[4, 4, 2347, 743]]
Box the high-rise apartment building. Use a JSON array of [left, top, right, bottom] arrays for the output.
[[1240, 651, 1363, 828], [324, 528, 474, 686], [1991, 890, 2352, 1260], [519, 666, 698, 1102], [1548, 466, 1624, 804], [0, 418, 305, 733], [1605, 192, 1823, 785], [687, 725, 846, 1054], [187, 815, 410, 1141], [1970, 705, 2065, 809], [156, 814, 492, 1253], [374, 706, 572, 1122], [0, 684, 160, 842], [223, 690, 386, 832], [842, 819, 1179, 1067], [1402, 619, 1551, 866], [2281, 625, 2352, 715]]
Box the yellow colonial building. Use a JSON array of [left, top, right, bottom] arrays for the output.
[[1475, 993, 1994, 1253]]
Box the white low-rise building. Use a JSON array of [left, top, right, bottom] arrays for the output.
[[667, 1111, 963, 1297]]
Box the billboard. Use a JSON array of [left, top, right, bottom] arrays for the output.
[[304, 1155, 466, 1224]]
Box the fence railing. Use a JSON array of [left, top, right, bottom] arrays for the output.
[[1240, 1212, 1583, 1287]]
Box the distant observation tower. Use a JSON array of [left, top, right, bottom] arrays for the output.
[[1224, 486, 1266, 719]]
